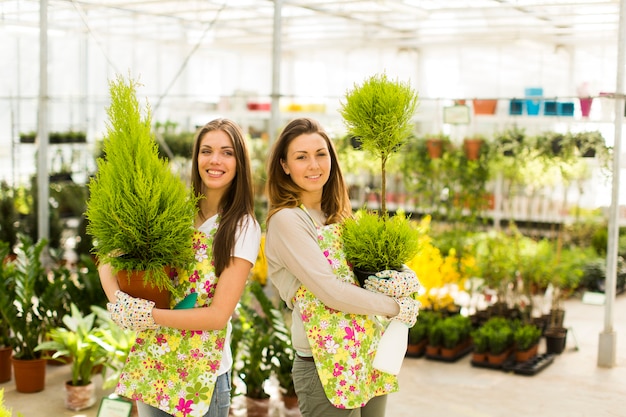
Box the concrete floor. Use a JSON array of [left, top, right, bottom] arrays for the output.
[[2, 294, 626, 417]]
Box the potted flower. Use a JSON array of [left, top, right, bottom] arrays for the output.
[[35, 304, 109, 411], [85, 74, 198, 307], [340, 72, 421, 376]]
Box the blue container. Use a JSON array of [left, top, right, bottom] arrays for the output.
[[558, 102, 574, 117], [509, 99, 524, 115], [544, 101, 558, 116], [524, 87, 543, 116], [524, 87, 543, 97], [526, 99, 541, 115]]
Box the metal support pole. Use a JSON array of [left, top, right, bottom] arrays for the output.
[[598, 0, 626, 368], [269, 0, 282, 145], [37, 0, 50, 245]]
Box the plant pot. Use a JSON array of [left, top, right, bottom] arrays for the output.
[[472, 99, 498, 115], [65, 381, 96, 411], [117, 268, 171, 309], [545, 328, 568, 354], [0, 346, 12, 383], [514, 343, 539, 363], [11, 356, 46, 393], [579, 97, 593, 117], [425, 345, 440, 356], [281, 393, 299, 411], [246, 396, 270, 417], [463, 138, 483, 160], [352, 267, 377, 287], [471, 352, 487, 363], [487, 349, 511, 365], [426, 139, 443, 159], [406, 339, 427, 357]]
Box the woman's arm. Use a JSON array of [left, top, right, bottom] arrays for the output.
[[98, 263, 120, 303], [266, 208, 400, 318], [151, 256, 252, 331]]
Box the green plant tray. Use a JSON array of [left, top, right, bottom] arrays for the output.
[[425, 344, 473, 363], [503, 353, 556, 376]]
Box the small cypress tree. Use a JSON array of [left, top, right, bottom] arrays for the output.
[[85, 74, 197, 294]]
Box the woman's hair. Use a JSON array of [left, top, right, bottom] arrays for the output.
[[266, 117, 352, 225], [191, 118, 255, 276]]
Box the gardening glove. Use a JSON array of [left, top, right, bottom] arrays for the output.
[[392, 296, 420, 327], [109, 290, 159, 332], [364, 267, 421, 298], [106, 300, 126, 329]]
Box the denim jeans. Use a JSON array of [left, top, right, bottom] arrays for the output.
[[136, 372, 231, 417]]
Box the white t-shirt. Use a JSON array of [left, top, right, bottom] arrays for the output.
[[197, 213, 262, 375]]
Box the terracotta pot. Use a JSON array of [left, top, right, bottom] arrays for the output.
[[472, 99, 498, 115], [11, 356, 46, 393], [471, 352, 487, 363], [117, 268, 171, 309], [425, 345, 440, 356], [463, 138, 484, 160], [426, 139, 443, 159], [245, 397, 270, 417], [65, 381, 96, 411], [282, 393, 299, 411], [486, 349, 510, 365], [0, 346, 12, 383], [406, 339, 427, 357], [515, 343, 539, 363]]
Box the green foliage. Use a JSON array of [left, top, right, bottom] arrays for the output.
[[88, 306, 136, 390], [408, 320, 428, 344], [85, 74, 198, 295], [513, 324, 541, 352], [0, 235, 49, 359], [342, 210, 421, 272], [234, 282, 273, 399], [340, 72, 418, 214], [248, 281, 296, 397], [480, 317, 514, 355], [438, 315, 471, 349], [470, 328, 488, 354], [35, 304, 108, 386], [0, 388, 23, 417], [0, 181, 18, 252]]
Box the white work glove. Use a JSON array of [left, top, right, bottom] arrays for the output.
[[106, 290, 159, 332], [364, 267, 420, 298], [392, 296, 420, 327]]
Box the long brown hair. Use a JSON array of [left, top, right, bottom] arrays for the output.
[[191, 118, 255, 276], [266, 118, 351, 225]]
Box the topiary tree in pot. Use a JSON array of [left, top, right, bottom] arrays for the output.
[[85, 74, 198, 305], [339, 73, 421, 375], [340, 73, 421, 282]]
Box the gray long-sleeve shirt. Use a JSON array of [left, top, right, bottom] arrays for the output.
[[265, 207, 400, 355]]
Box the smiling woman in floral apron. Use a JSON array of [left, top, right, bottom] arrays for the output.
[[264, 118, 420, 417], [100, 118, 261, 417]]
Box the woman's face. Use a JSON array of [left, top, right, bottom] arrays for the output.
[[197, 129, 237, 194], [281, 133, 331, 199]]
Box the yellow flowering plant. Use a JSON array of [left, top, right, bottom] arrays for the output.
[[406, 216, 473, 312]]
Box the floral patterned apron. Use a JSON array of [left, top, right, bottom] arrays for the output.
[[293, 207, 399, 409], [116, 226, 227, 417]]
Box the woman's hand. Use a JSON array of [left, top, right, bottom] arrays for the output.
[[107, 290, 159, 332], [364, 267, 420, 298]]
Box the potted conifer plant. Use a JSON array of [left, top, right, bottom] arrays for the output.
[[339, 73, 421, 376], [85, 74, 198, 307], [340, 72, 421, 283]]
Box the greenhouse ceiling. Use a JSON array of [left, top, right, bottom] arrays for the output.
[[0, 0, 620, 51]]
